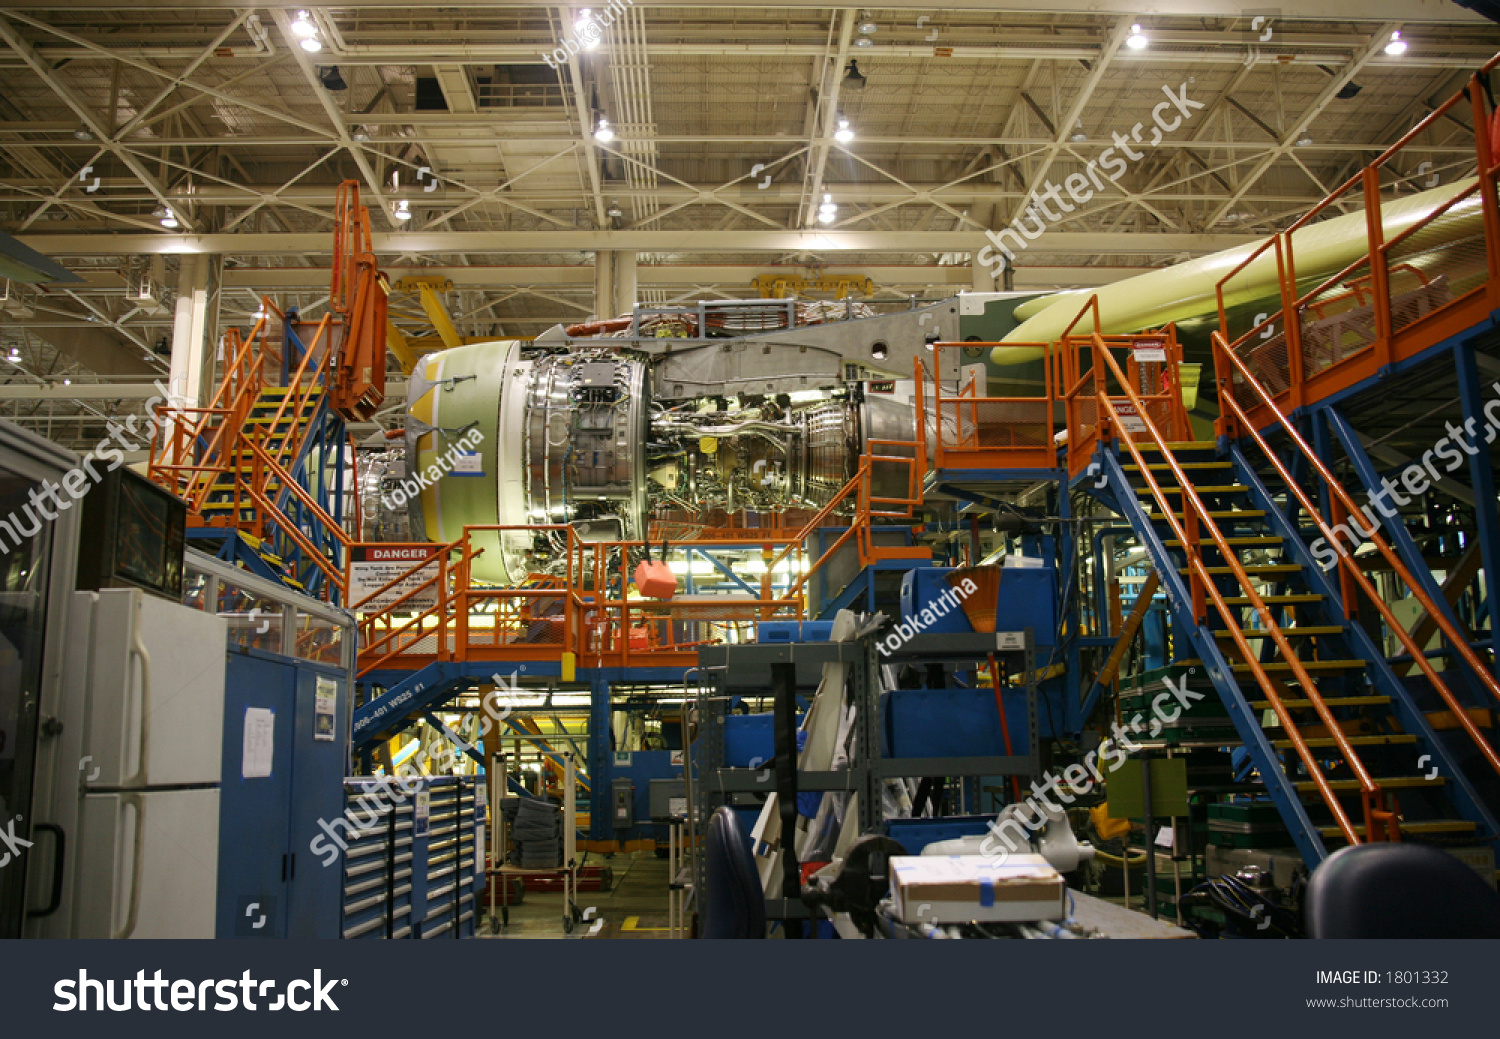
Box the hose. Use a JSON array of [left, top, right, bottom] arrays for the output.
[[1091, 848, 1148, 867]]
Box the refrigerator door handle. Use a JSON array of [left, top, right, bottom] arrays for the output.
[[115, 793, 146, 940], [122, 628, 152, 789], [25, 823, 66, 918]]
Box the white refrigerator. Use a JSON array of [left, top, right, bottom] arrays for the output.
[[61, 588, 227, 938]]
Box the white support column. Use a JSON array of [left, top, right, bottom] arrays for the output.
[[612, 251, 637, 316], [593, 250, 615, 321], [971, 256, 996, 293], [168, 253, 221, 409]]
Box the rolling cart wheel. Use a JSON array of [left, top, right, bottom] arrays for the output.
[[571, 904, 584, 923], [562, 915, 574, 934]]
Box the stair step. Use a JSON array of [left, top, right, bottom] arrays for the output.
[[1250, 695, 1391, 710], [1233, 658, 1365, 674], [1319, 819, 1476, 839], [1272, 733, 1417, 749], [1125, 461, 1232, 472], [1148, 509, 1267, 521], [1137, 485, 1248, 496], [1216, 626, 1344, 639], [1135, 441, 1217, 452], [1222, 593, 1323, 606], [1184, 564, 1302, 577], [1295, 776, 1442, 792], [1168, 536, 1283, 548]]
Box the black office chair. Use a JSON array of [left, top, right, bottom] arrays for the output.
[[1307, 843, 1500, 938], [700, 807, 766, 939]]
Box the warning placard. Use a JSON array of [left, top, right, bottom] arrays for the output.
[[348, 543, 441, 612], [1112, 402, 1149, 435]]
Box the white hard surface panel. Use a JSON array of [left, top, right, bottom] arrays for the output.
[[83, 589, 227, 788], [76, 788, 219, 938]]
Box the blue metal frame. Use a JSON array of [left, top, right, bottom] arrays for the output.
[[1096, 447, 1330, 865], [1452, 343, 1500, 654]]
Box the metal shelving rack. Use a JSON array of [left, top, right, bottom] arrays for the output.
[[686, 629, 1039, 932]]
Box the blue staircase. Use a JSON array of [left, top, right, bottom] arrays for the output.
[[1095, 438, 1499, 867]]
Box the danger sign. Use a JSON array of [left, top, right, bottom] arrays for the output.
[[348, 543, 441, 612]]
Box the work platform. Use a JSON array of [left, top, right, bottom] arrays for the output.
[[225, 60, 1500, 868]]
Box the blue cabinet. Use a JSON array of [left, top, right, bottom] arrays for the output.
[[217, 648, 347, 938]]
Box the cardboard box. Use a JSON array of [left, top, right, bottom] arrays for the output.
[[891, 854, 1066, 924]]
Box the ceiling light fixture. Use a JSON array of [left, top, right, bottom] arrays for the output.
[[291, 11, 317, 37], [159, 207, 179, 229], [72, 127, 93, 141], [300, 36, 323, 53], [855, 35, 873, 48], [858, 19, 877, 34], [351, 127, 371, 143], [318, 65, 347, 91], [818, 193, 837, 223], [843, 60, 867, 91], [575, 8, 594, 33], [1385, 30, 1407, 56], [392, 199, 411, 221], [1126, 23, 1149, 50], [606, 200, 623, 219], [834, 117, 854, 144], [1070, 120, 1088, 142], [1296, 132, 1314, 147], [593, 117, 614, 142]]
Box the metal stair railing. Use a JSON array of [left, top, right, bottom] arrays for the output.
[[1088, 330, 1395, 846], [1213, 329, 1500, 783]]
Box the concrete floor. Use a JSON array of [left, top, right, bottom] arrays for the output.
[[479, 851, 679, 940]]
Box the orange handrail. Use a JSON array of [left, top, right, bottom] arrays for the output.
[[1213, 330, 1500, 780], [1216, 57, 1500, 417], [1091, 331, 1388, 846]]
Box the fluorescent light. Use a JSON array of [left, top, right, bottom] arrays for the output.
[[1385, 31, 1407, 56], [834, 118, 854, 144], [1126, 24, 1149, 50]]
